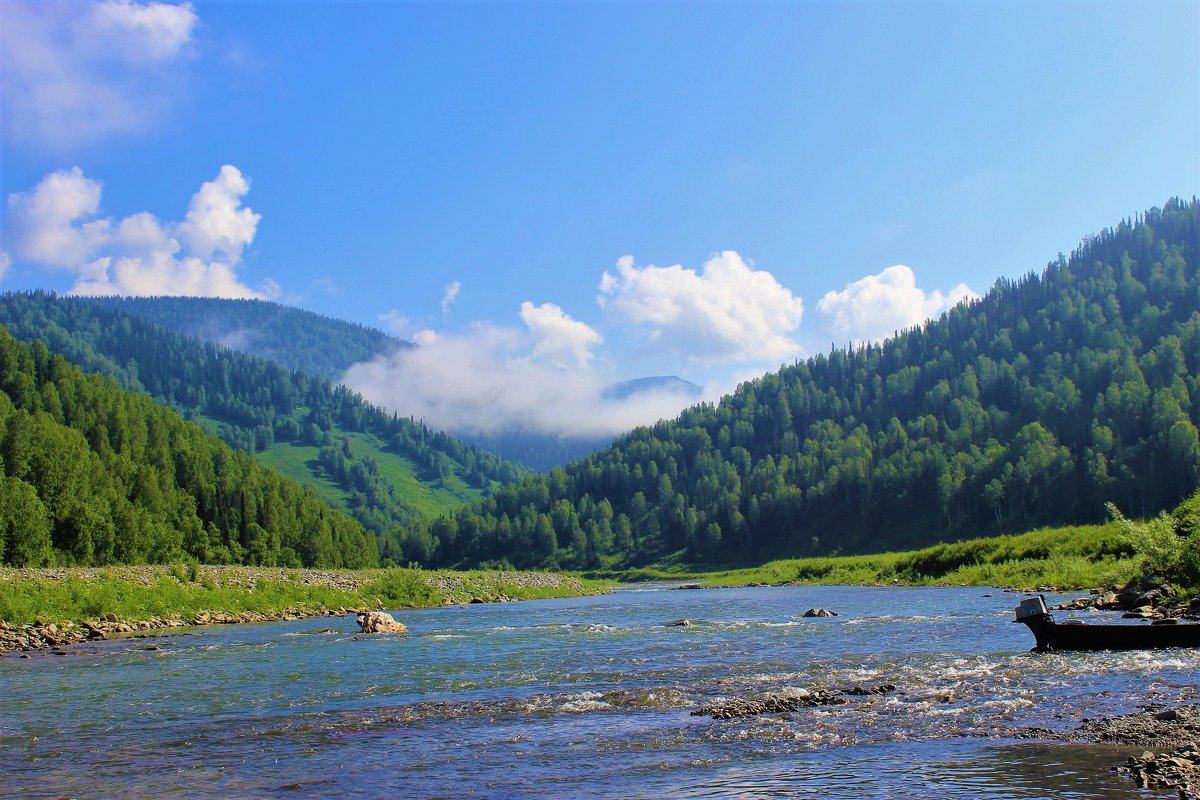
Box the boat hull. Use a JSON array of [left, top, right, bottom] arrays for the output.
[[1019, 617, 1200, 652]]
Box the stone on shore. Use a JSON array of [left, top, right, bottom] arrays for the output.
[[356, 611, 408, 634]]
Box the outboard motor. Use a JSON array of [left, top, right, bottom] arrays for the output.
[[1013, 594, 1054, 651], [1013, 595, 1050, 623]]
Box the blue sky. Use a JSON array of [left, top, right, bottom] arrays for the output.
[[2, 0, 1198, 437]]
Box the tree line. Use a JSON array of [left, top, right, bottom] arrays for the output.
[[82, 295, 402, 381]]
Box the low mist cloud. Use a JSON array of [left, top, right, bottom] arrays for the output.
[[817, 264, 978, 345], [4, 164, 275, 299], [342, 323, 711, 439]]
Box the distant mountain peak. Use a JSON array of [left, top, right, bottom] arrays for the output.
[[603, 375, 703, 401]]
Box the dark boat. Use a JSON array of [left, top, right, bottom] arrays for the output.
[[1014, 595, 1200, 652]]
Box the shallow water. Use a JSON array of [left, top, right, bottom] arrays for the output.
[[1, 585, 1192, 798]]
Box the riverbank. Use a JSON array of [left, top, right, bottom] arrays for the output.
[[1065, 704, 1200, 798], [0, 565, 611, 654], [594, 522, 1142, 592]]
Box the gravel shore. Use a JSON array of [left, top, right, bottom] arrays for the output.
[[0, 566, 603, 655]]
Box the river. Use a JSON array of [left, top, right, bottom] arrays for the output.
[[2, 585, 1196, 798]]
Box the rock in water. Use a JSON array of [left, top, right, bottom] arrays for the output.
[[356, 611, 408, 634], [803, 608, 838, 617]]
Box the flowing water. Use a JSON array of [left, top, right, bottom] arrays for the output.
[[2, 585, 1196, 799]]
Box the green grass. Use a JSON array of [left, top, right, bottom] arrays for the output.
[[255, 441, 349, 509], [0, 566, 612, 627], [342, 430, 480, 516], [592, 522, 1141, 591], [256, 429, 485, 520]]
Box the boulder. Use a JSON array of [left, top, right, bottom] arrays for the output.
[[81, 621, 107, 640], [665, 619, 692, 627], [1122, 606, 1158, 619], [1116, 578, 1176, 610], [803, 608, 838, 617], [356, 611, 408, 634]]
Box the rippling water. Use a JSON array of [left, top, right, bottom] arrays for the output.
[[2, 585, 1195, 798]]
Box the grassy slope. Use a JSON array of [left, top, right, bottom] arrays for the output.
[[253, 442, 349, 509], [597, 522, 1140, 592], [344, 430, 480, 513], [251, 428, 483, 520]]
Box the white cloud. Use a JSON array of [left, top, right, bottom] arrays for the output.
[[519, 301, 603, 370], [440, 280, 461, 315], [5, 164, 274, 299], [379, 309, 410, 335], [89, 0, 197, 63], [341, 324, 710, 439], [0, 0, 198, 150], [598, 251, 804, 363], [0, 252, 11, 282], [816, 264, 978, 344], [176, 165, 261, 263], [3, 167, 111, 267]]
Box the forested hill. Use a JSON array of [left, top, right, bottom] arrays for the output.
[[0, 293, 529, 564], [0, 325, 377, 567], [77, 296, 630, 472], [81, 296, 406, 381], [407, 198, 1200, 570]]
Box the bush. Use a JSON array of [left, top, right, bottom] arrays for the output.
[[365, 567, 443, 608], [1108, 500, 1200, 589], [1175, 488, 1200, 538]]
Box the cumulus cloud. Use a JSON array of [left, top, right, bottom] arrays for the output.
[[176, 165, 261, 263], [0, 252, 11, 282], [379, 309, 410, 335], [3, 167, 110, 268], [440, 280, 461, 315], [598, 251, 804, 363], [342, 323, 708, 439], [519, 301, 603, 369], [5, 164, 274, 299], [1, 0, 198, 150], [816, 264, 979, 344]]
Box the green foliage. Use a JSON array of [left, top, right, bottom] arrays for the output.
[[0, 326, 378, 568], [0, 475, 54, 566], [405, 198, 1200, 569], [1176, 488, 1200, 538], [1107, 487, 1200, 588], [363, 567, 443, 608], [1107, 503, 1182, 579]]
